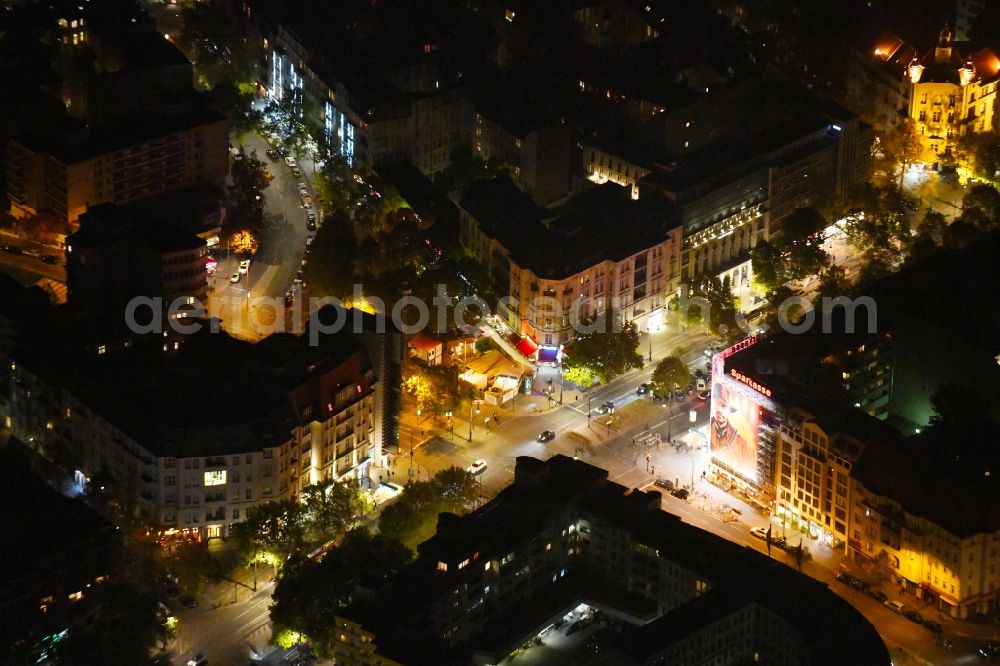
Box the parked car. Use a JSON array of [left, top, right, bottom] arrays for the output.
[[284, 155, 297, 168], [21, 247, 40, 258], [596, 401, 615, 414], [291, 166, 303, 177], [695, 378, 707, 391], [297, 182, 308, 194], [179, 595, 197, 609], [883, 599, 905, 614], [751, 526, 770, 540], [675, 391, 685, 402], [284, 290, 295, 307], [653, 478, 673, 491], [40, 254, 60, 264], [537, 430, 556, 443], [923, 620, 943, 634], [467, 459, 487, 476], [307, 219, 317, 232], [978, 643, 999, 658], [238, 259, 250, 274], [697, 390, 710, 401], [904, 610, 924, 624], [229, 271, 240, 283], [266, 148, 281, 161], [868, 590, 888, 603], [670, 488, 690, 500], [636, 383, 650, 395]]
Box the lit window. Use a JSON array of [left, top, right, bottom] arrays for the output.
[[68, 591, 83, 602], [458, 558, 470, 569], [203, 471, 227, 486], [97, 345, 106, 355], [505, 8, 515, 21], [437, 561, 448, 572]]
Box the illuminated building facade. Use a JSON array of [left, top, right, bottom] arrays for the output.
[[329, 455, 889, 665], [460, 179, 683, 347], [904, 26, 999, 161], [0, 327, 387, 540]]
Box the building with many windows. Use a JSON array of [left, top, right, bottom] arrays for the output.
[[328, 455, 889, 665], [460, 179, 683, 347], [0, 303, 399, 540], [903, 26, 999, 161]]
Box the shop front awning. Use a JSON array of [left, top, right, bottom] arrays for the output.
[[538, 346, 560, 364], [516, 336, 538, 358]]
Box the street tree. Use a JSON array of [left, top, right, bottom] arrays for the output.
[[432, 466, 479, 513], [403, 362, 462, 416], [652, 354, 691, 392], [562, 311, 643, 385], [299, 479, 368, 546], [271, 529, 411, 657], [879, 118, 922, 189], [816, 265, 852, 300], [303, 211, 357, 299], [749, 240, 785, 294], [176, 0, 258, 89], [684, 276, 743, 342], [227, 148, 270, 236], [962, 183, 1000, 229], [239, 498, 308, 559], [228, 229, 259, 256]]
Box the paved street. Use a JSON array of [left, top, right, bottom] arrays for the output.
[[208, 130, 315, 340]]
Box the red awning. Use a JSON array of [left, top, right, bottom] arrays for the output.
[[516, 336, 538, 357]]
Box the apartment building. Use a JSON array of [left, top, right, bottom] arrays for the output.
[[460, 179, 683, 347], [0, 315, 394, 540], [329, 455, 889, 665], [905, 26, 999, 161], [5, 113, 229, 225], [849, 440, 1000, 618], [66, 202, 210, 314]]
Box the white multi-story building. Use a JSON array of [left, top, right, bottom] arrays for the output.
[[0, 334, 391, 540], [460, 179, 683, 348]]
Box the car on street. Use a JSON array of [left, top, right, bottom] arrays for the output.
[[40, 254, 60, 264], [284, 155, 297, 168], [537, 430, 556, 443], [307, 219, 317, 232], [291, 166, 303, 177], [923, 620, 943, 634], [179, 595, 197, 609], [284, 290, 295, 307], [670, 488, 690, 500], [750, 526, 770, 540], [978, 643, 999, 658], [301, 195, 313, 208], [238, 259, 250, 274], [884, 599, 905, 614], [266, 148, 281, 161], [596, 401, 615, 414], [653, 478, 673, 491], [636, 383, 651, 395], [467, 459, 487, 475], [306, 235, 314, 246], [675, 391, 685, 402], [868, 590, 888, 603], [21, 247, 40, 258], [297, 182, 308, 193], [697, 390, 710, 401], [695, 378, 707, 391], [904, 610, 924, 624], [186, 655, 207, 666], [229, 271, 240, 283]]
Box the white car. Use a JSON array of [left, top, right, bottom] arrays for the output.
[[238, 259, 250, 274], [467, 459, 487, 476], [284, 155, 297, 168], [297, 182, 308, 193], [230, 271, 240, 283], [750, 526, 769, 540]]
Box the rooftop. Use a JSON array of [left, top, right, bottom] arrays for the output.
[[461, 178, 680, 279], [350, 455, 888, 664]]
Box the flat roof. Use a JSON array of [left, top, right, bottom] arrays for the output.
[[461, 178, 680, 279]]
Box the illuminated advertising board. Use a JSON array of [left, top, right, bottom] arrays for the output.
[[710, 375, 763, 483]]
